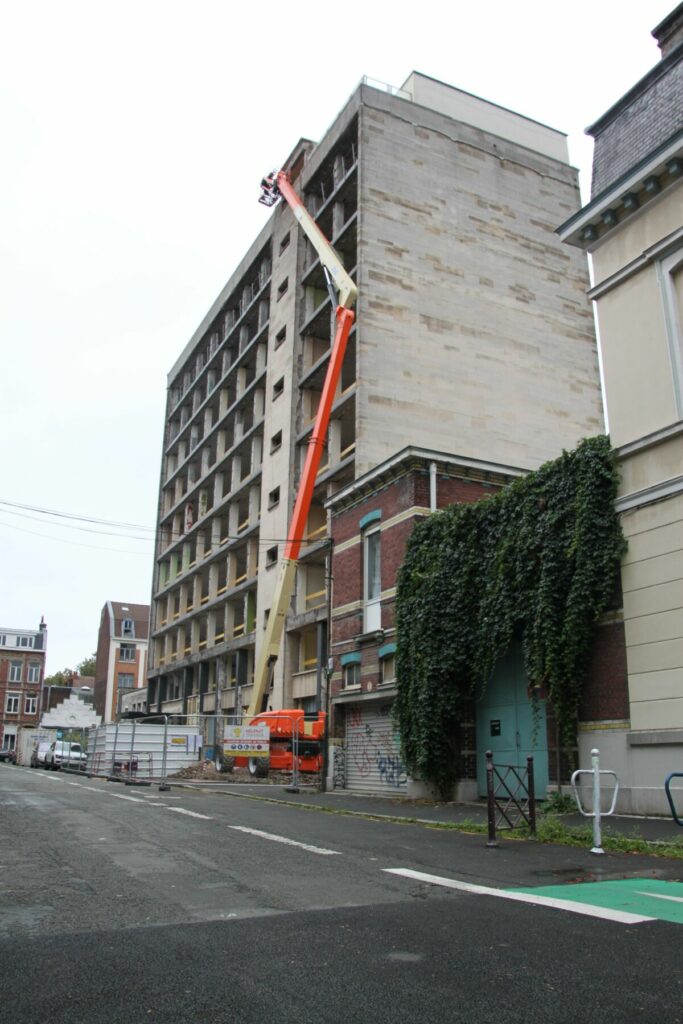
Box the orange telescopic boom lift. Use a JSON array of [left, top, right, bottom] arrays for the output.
[[246, 170, 357, 721]]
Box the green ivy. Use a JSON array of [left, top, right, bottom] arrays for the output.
[[394, 435, 626, 798]]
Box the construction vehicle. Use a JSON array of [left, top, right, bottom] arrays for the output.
[[241, 708, 326, 778], [238, 168, 358, 776]]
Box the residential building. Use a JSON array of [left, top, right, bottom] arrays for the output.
[[148, 72, 602, 723], [119, 686, 148, 718], [326, 448, 518, 796], [40, 692, 101, 732], [558, 4, 683, 813], [0, 619, 47, 753], [42, 673, 95, 715], [93, 602, 149, 723], [325, 447, 629, 798]]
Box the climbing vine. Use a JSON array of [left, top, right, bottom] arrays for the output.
[[394, 435, 626, 798]]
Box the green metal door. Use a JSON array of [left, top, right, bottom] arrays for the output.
[[476, 644, 549, 798]]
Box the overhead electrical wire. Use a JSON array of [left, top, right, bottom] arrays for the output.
[[0, 498, 326, 549], [0, 497, 151, 532], [0, 519, 148, 556]]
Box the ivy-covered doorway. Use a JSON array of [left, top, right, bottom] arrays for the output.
[[475, 644, 549, 798]]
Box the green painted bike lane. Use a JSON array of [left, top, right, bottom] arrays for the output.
[[511, 878, 683, 924]]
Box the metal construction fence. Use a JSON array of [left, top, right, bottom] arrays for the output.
[[57, 712, 326, 791], [86, 720, 202, 784]]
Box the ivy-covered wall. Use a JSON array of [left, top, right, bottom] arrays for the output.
[[394, 436, 626, 798]]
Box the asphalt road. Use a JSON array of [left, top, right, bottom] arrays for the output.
[[1, 764, 682, 1024]]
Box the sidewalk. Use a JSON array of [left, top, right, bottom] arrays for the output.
[[174, 780, 683, 845]]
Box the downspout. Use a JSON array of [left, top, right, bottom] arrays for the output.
[[429, 462, 437, 512]]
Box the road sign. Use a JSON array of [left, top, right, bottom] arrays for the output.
[[224, 724, 270, 758]]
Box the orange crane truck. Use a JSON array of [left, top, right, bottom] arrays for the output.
[[236, 168, 357, 778]]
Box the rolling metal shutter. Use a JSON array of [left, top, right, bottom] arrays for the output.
[[344, 702, 407, 796]]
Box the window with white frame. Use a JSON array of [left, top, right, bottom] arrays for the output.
[[24, 695, 37, 715], [363, 526, 382, 632], [5, 693, 20, 714], [27, 662, 40, 683], [2, 731, 17, 751], [16, 635, 34, 648], [9, 661, 22, 683], [380, 652, 396, 686], [658, 247, 683, 410], [343, 662, 361, 688], [117, 673, 135, 689], [122, 618, 135, 637], [0, 634, 6, 646], [120, 643, 136, 662]]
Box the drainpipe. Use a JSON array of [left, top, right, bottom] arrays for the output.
[[429, 462, 437, 512]]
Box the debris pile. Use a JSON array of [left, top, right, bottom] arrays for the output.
[[168, 760, 322, 786], [169, 760, 223, 780]]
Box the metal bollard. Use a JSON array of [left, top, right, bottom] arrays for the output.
[[571, 748, 619, 855], [527, 755, 537, 836], [485, 751, 498, 848]]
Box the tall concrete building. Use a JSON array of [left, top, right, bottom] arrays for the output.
[[147, 73, 602, 721], [558, 5, 683, 813]]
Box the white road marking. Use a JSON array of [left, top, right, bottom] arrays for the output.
[[68, 783, 82, 788], [229, 825, 341, 856], [635, 891, 683, 905], [166, 807, 212, 820], [106, 792, 146, 803], [383, 869, 654, 925]]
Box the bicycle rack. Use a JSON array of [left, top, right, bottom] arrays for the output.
[[664, 773, 683, 827], [571, 748, 619, 855]]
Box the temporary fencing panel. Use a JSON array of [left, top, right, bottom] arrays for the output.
[[344, 702, 407, 796], [86, 723, 202, 779]]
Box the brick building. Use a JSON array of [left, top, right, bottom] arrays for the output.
[[0, 619, 48, 754], [326, 448, 629, 798], [93, 602, 149, 724], [147, 72, 602, 724]]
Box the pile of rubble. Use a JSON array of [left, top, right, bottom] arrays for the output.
[[168, 760, 322, 786], [169, 760, 224, 780]]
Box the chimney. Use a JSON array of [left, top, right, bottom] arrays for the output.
[[652, 3, 683, 59]]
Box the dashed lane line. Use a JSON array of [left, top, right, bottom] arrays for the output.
[[383, 868, 654, 925], [228, 825, 341, 856], [165, 807, 212, 820]]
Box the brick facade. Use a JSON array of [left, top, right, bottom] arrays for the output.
[[0, 621, 47, 751], [327, 448, 631, 791]]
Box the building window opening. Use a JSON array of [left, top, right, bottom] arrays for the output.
[[363, 527, 381, 632], [343, 662, 360, 688]]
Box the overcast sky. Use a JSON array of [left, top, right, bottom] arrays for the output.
[[1, 0, 673, 673]]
